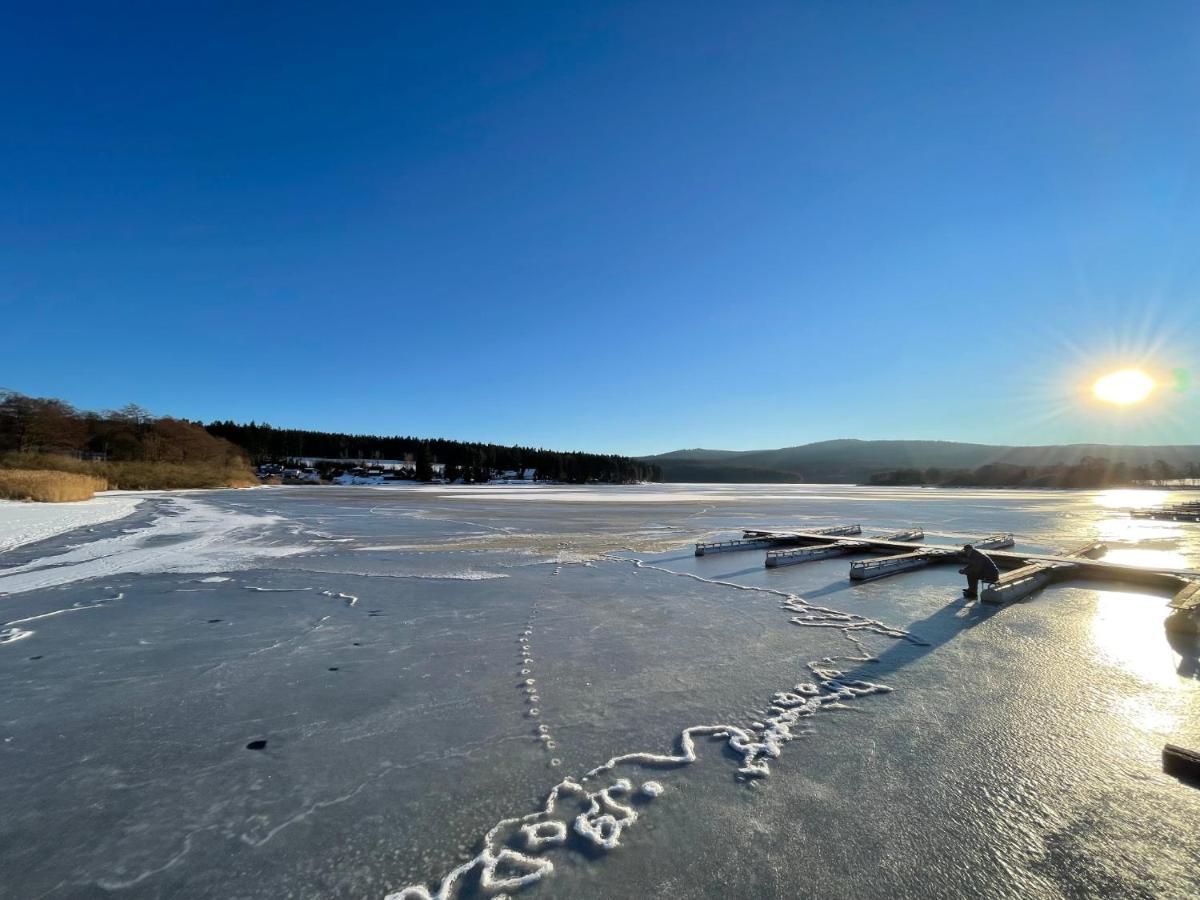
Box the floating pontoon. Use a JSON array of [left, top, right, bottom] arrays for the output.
[[765, 529, 925, 568], [694, 524, 861, 556]]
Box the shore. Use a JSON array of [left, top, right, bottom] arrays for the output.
[[0, 494, 145, 553]]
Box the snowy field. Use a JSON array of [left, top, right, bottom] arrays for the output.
[[1, 484, 1199, 899]]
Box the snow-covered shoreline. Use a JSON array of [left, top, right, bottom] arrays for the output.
[[0, 494, 145, 554], [0, 494, 308, 594]]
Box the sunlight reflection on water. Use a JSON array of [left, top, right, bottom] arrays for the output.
[[1090, 591, 1181, 690], [1094, 515, 1182, 546], [1101, 547, 1189, 569], [1092, 488, 1169, 510]]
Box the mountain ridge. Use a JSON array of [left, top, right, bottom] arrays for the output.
[[640, 439, 1200, 484]]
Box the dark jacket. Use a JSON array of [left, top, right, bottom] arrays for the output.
[[963, 547, 1000, 581]]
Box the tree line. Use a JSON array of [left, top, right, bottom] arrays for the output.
[[868, 457, 1200, 489], [0, 389, 248, 468], [204, 421, 662, 484]]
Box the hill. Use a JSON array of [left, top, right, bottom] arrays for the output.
[[642, 439, 1200, 484]]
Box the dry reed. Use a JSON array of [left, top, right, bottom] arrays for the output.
[[0, 468, 109, 502], [1, 453, 258, 494]]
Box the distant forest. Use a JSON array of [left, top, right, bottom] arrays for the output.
[[868, 457, 1200, 489], [204, 421, 662, 484]]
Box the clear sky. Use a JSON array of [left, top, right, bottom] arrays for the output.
[[3, 2, 1198, 456]]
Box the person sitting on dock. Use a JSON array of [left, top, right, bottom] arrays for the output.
[[959, 543, 1000, 599]]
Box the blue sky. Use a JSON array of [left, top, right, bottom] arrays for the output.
[[3, 2, 1198, 455]]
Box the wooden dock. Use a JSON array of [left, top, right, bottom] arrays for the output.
[[695, 524, 861, 556], [765, 528, 924, 568], [1131, 506, 1200, 522], [1168, 580, 1200, 635], [695, 525, 1200, 626], [1129, 499, 1200, 522], [848, 533, 1014, 582], [980, 541, 1108, 605]]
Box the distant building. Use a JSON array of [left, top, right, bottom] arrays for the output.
[[496, 469, 537, 481], [291, 456, 443, 474]]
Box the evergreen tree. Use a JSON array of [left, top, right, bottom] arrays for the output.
[[415, 442, 433, 481]]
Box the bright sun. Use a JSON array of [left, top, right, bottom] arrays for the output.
[[1093, 368, 1155, 405]]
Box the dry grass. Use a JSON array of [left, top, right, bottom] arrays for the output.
[[0, 468, 109, 502], [1, 453, 259, 494]]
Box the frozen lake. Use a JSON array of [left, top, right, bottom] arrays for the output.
[[2, 483, 1199, 899]]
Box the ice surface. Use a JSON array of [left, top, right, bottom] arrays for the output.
[[1, 483, 1199, 899]]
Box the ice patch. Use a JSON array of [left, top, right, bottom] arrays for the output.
[[0, 593, 124, 645], [404, 571, 508, 581], [574, 779, 638, 850], [521, 819, 568, 851], [296, 568, 509, 582], [320, 590, 359, 607], [198, 576, 231, 583], [640, 781, 663, 797]]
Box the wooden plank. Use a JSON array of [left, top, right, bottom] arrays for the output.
[[979, 561, 1072, 605], [1169, 580, 1200, 611], [1064, 541, 1107, 559], [993, 563, 1051, 583], [1163, 744, 1200, 785]]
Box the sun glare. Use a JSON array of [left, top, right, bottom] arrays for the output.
[[1093, 369, 1154, 406]]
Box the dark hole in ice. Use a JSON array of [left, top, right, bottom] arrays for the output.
[[328, 667, 340, 671], [28, 655, 43, 660], [352, 642, 362, 646], [245, 739, 268, 751], [207, 619, 222, 624]]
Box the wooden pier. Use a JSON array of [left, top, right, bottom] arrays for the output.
[[980, 541, 1108, 605], [849, 533, 1014, 582], [1168, 580, 1200, 635], [695, 524, 861, 556], [1131, 504, 1200, 523], [694, 525, 1200, 628], [765, 529, 924, 568]]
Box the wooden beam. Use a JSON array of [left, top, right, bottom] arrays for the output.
[[981, 561, 1074, 605], [1163, 744, 1200, 785]]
